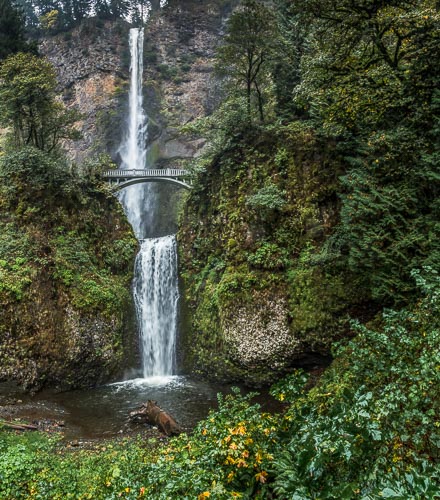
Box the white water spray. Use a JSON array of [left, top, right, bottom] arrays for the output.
[[119, 28, 179, 378]]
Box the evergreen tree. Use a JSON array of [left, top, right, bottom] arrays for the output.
[[0, 0, 33, 60], [291, 0, 440, 303]]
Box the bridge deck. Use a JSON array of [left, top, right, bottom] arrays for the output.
[[103, 168, 189, 178], [103, 168, 192, 190]]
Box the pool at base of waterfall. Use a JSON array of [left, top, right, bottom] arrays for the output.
[[0, 377, 277, 441]]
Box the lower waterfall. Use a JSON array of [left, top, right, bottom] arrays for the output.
[[133, 235, 179, 378]]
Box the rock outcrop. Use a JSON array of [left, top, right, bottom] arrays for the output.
[[143, 0, 233, 163]]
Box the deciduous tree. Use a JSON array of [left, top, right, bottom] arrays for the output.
[[216, 0, 276, 123], [0, 53, 80, 152]]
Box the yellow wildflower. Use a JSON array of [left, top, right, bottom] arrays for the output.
[[255, 471, 268, 484]]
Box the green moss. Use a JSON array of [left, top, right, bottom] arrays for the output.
[[178, 125, 352, 383], [0, 147, 137, 390]]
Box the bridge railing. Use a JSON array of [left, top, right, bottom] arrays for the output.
[[103, 169, 190, 178]]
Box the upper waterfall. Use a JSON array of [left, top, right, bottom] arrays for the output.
[[118, 27, 151, 239]]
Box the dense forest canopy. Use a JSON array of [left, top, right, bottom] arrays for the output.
[[208, 0, 440, 306], [12, 0, 165, 32]]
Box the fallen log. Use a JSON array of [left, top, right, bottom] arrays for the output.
[[129, 400, 182, 436], [0, 419, 38, 431]]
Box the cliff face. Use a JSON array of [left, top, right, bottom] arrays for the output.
[[177, 126, 345, 386], [0, 154, 137, 390], [40, 18, 129, 163], [143, 0, 233, 163]]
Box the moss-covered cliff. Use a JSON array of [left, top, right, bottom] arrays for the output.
[[178, 124, 367, 385], [0, 148, 137, 390]]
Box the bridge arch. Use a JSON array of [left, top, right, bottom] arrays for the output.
[[103, 168, 192, 191], [110, 177, 192, 191]]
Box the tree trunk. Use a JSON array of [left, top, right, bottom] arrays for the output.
[[254, 80, 264, 122]]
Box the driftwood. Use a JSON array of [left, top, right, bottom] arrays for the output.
[[0, 419, 38, 431], [129, 400, 182, 436]]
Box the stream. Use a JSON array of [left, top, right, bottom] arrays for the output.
[[0, 377, 247, 441]]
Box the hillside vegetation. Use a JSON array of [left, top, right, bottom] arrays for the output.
[[0, 34, 137, 389], [178, 0, 440, 384]]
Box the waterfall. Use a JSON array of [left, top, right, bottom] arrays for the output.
[[118, 28, 149, 238], [118, 27, 179, 378], [134, 237, 179, 376]]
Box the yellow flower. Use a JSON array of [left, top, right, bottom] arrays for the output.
[[230, 425, 246, 435], [236, 458, 248, 468], [255, 471, 268, 484], [202, 428, 208, 436], [255, 450, 263, 464], [198, 492, 211, 499]]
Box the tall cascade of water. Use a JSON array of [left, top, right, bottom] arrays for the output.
[[134, 237, 179, 376], [119, 27, 179, 378]]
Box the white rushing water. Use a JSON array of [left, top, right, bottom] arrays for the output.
[[134, 237, 179, 377], [118, 28, 179, 378], [118, 27, 148, 238]]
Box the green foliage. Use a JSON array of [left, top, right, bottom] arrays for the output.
[[247, 242, 287, 270], [288, 0, 440, 304], [0, 53, 80, 152], [157, 63, 179, 81], [272, 268, 440, 498], [287, 263, 349, 347], [0, 432, 154, 499], [0, 256, 33, 301], [123, 389, 278, 499], [0, 146, 71, 204], [246, 183, 286, 217], [51, 228, 133, 314], [0, 147, 136, 311], [216, 0, 277, 122], [0, 0, 35, 60]]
